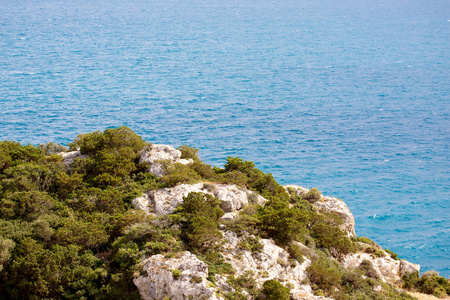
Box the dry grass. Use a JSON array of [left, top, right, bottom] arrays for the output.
[[406, 291, 450, 300]]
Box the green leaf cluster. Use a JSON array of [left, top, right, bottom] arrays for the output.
[[174, 192, 224, 252], [403, 271, 450, 298]]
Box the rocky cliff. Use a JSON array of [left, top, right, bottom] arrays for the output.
[[130, 144, 421, 300]]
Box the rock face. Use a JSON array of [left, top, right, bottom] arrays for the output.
[[59, 150, 88, 165], [342, 248, 420, 283], [399, 260, 421, 278], [132, 183, 267, 216], [217, 231, 331, 300], [133, 231, 330, 300], [134, 252, 217, 300], [139, 144, 194, 177], [285, 185, 356, 237]]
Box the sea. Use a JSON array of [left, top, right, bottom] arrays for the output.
[[1, 0, 449, 277]]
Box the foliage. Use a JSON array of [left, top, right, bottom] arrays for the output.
[[198, 250, 234, 284], [237, 235, 263, 254], [352, 236, 376, 246], [226, 271, 259, 299], [364, 246, 385, 258], [226, 205, 261, 236], [0, 128, 157, 299], [357, 259, 379, 279], [287, 244, 304, 263], [403, 271, 450, 298], [174, 192, 224, 251], [385, 248, 399, 260], [259, 279, 290, 300], [172, 268, 182, 279], [307, 253, 343, 293], [304, 187, 321, 202], [68, 127, 147, 187], [162, 163, 201, 187], [177, 145, 199, 160], [256, 197, 309, 245]]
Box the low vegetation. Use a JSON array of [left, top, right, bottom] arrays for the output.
[[0, 127, 448, 299]]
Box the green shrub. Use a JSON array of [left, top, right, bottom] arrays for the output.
[[287, 244, 304, 263], [259, 279, 290, 300], [311, 220, 356, 255], [238, 236, 263, 254], [189, 160, 216, 179], [67, 127, 147, 186], [352, 236, 376, 246], [304, 188, 321, 202], [257, 197, 309, 245], [385, 248, 399, 260], [403, 270, 450, 298], [358, 259, 379, 279], [177, 145, 199, 160], [365, 246, 385, 258], [172, 269, 182, 279], [174, 192, 224, 251], [198, 251, 234, 283], [162, 163, 201, 187], [227, 271, 259, 298], [307, 253, 342, 294], [0, 237, 15, 272]]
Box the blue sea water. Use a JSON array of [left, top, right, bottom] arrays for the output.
[[1, 0, 449, 277]]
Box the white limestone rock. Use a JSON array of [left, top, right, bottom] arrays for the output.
[[132, 183, 267, 215], [134, 183, 205, 215], [59, 150, 88, 165], [139, 144, 194, 177], [285, 185, 356, 237], [134, 252, 218, 300], [342, 249, 420, 283], [399, 260, 421, 277], [218, 231, 331, 300]]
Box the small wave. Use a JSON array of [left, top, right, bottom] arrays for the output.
[[9, 71, 35, 75]]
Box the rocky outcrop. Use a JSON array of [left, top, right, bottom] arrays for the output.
[[400, 260, 421, 278], [217, 231, 331, 300], [131, 148, 421, 300], [133, 232, 330, 300], [132, 183, 267, 216], [134, 252, 218, 300], [342, 248, 420, 283], [59, 150, 88, 165], [285, 185, 356, 237], [139, 144, 194, 177]]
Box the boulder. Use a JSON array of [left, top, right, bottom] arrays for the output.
[[342, 249, 419, 283], [134, 252, 218, 300], [59, 150, 88, 165], [139, 144, 193, 177], [399, 260, 420, 277], [132, 183, 267, 215]]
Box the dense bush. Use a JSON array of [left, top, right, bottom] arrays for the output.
[[403, 270, 450, 298], [177, 145, 199, 160], [0, 128, 155, 299], [259, 279, 290, 300], [174, 192, 224, 251]]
